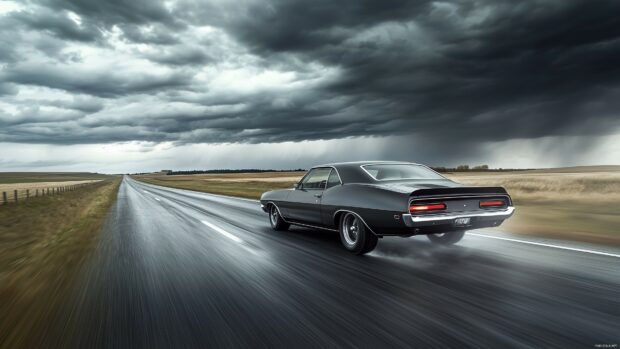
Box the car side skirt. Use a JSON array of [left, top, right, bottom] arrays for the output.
[[263, 201, 339, 232]]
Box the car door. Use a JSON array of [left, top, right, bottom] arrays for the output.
[[285, 167, 331, 225]]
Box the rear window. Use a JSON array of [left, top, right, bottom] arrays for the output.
[[362, 164, 444, 181]]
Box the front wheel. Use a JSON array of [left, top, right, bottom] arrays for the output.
[[269, 205, 290, 231], [339, 212, 378, 255], [427, 231, 465, 245]]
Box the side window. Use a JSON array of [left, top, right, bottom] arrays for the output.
[[301, 168, 331, 190], [325, 169, 341, 189]]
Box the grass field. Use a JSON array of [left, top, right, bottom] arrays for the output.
[[447, 170, 620, 245], [136, 172, 303, 199], [0, 172, 109, 184], [0, 177, 121, 348], [135, 167, 620, 245]]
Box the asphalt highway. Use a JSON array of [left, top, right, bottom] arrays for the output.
[[50, 176, 619, 348]]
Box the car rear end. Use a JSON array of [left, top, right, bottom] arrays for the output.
[[402, 187, 515, 234]]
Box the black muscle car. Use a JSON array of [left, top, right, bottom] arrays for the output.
[[260, 161, 514, 254]]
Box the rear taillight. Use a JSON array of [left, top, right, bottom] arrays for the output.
[[409, 203, 446, 213], [479, 200, 506, 208]]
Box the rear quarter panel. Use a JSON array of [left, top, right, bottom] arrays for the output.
[[320, 184, 410, 234]]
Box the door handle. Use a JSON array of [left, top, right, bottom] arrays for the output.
[[314, 193, 322, 198]]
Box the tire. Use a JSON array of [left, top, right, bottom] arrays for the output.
[[427, 230, 466, 245], [269, 204, 290, 231], [339, 212, 378, 255]]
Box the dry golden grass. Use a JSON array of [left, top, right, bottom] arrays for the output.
[[0, 180, 103, 203], [136, 175, 298, 199], [135, 168, 620, 245], [446, 171, 620, 201], [0, 178, 121, 348], [0, 172, 109, 184], [139, 171, 304, 182], [445, 171, 620, 245], [0, 180, 102, 192]]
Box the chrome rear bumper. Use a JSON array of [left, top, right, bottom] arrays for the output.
[[402, 206, 515, 227]]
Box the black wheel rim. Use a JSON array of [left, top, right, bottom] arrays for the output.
[[270, 206, 278, 226], [342, 214, 360, 246]]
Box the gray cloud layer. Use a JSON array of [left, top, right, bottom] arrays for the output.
[[1, 0, 619, 149]]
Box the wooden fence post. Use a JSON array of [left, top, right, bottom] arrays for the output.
[[36, 189, 39, 197], [26, 189, 29, 199], [2, 192, 6, 205], [14, 190, 18, 203]]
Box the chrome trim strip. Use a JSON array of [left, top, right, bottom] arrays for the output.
[[333, 209, 379, 236], [329, 166, 344, 185], [297, 166, 343, 190], [265, 201, 285, 219], [409, 194, 512, 206], [403, 206, 515, 223], [287, 221, 339, 232]]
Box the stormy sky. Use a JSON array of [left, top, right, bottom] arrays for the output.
[[1, 0, 619, 172]]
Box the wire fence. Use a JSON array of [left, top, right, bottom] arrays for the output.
[[1, 182, 98, 205]]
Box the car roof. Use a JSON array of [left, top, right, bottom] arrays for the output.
[[311, 161, 425, 183], [314, 160, 421, 169]]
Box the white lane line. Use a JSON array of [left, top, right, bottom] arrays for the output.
[[143, 190, 149, 193], [154, 197, 161, 201], [205, 193, 259, 203], [201, 220, 243, 243], [468, 233, 620, 258]]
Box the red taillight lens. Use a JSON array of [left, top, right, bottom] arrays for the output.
[[480, 200, 505, 208], [409, 203, 446, 213]]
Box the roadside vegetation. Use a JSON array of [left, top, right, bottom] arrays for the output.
[[134, 167, 620, 246], [0, 172, 109, 184], [0, 177, 121, 348], [449, 169, 620, 246], [135, 172, 300, 199]]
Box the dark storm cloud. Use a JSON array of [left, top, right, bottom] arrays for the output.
[[143, 45, 213, 66], [38, 0, 179, 28], [121, 24, 181, 45], [1, 63, 192, 98], [209, 0, 620, 142], [1, 0, 620, 147], [11, 7, 102, 42]]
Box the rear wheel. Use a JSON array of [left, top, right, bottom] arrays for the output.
[[339, 212, 378, 255], [427, 230, 465, 245], [269, 204, 290, 231]]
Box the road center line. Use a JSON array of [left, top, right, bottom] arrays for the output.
[[468, 233, 620, 258], [201, 220, 243, 243]]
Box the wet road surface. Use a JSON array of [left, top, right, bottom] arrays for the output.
[[51, 176, 619, 348]]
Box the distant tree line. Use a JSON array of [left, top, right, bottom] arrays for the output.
[[432, 164, 531, 172], [165, 169, 307, 175], [129, 165, 533, 176]]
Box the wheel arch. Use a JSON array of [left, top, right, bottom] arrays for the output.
[[333, 209, 379, 236], [265, 201, 286, 220]]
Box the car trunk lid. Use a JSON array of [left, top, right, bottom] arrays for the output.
[[409, 186, 512, 215]]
